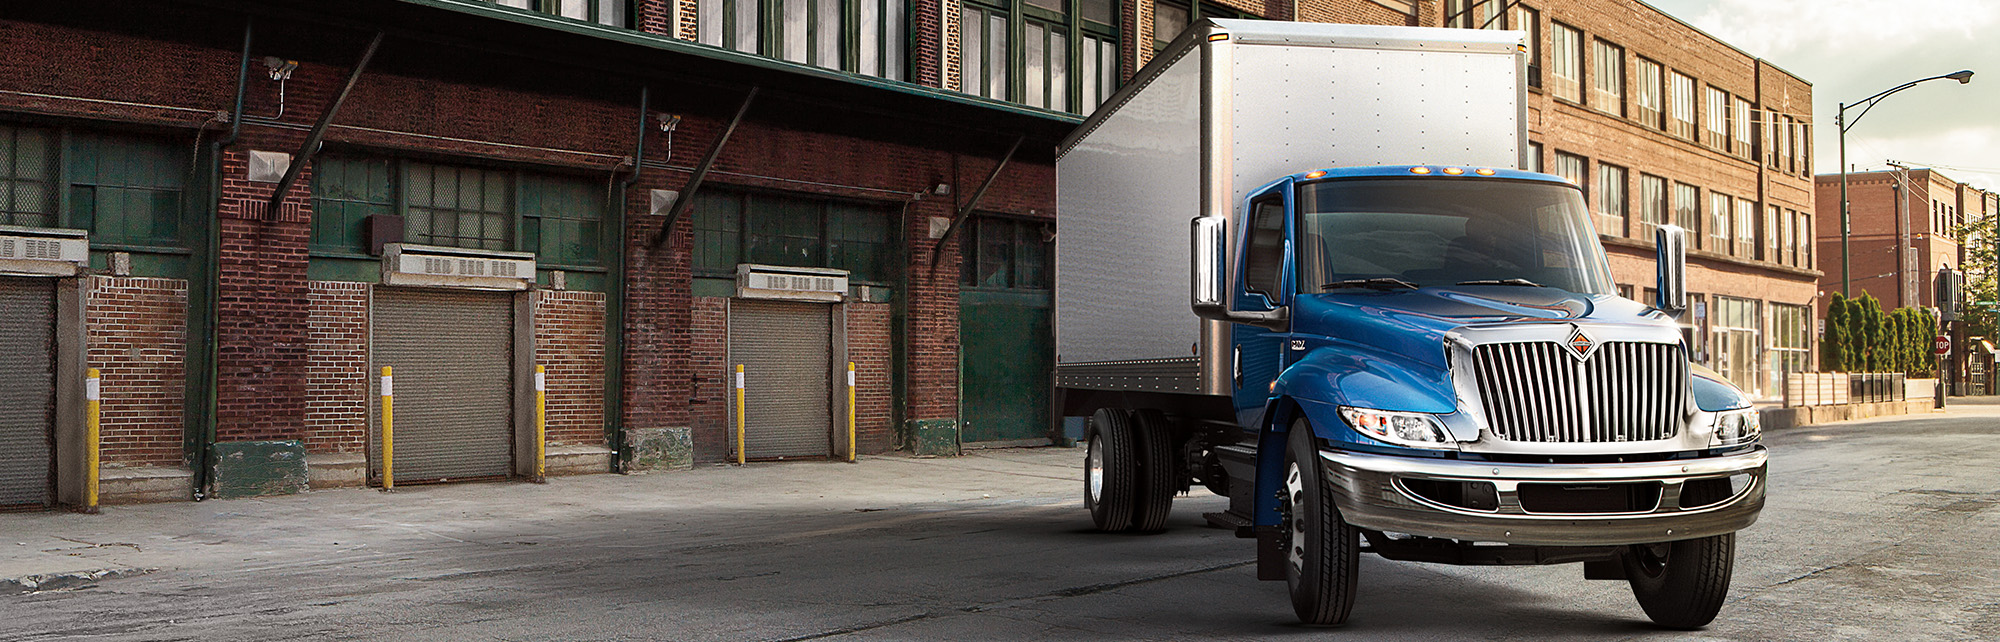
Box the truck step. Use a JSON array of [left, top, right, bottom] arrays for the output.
[[1202, 511, 1257, 538]]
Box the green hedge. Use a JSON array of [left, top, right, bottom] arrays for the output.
[[1820, 292, 1937, 375]]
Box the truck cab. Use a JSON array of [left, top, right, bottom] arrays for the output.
[[1055, 20, 1763, 629]]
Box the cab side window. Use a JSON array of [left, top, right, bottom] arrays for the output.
[[1243, 197, 1286, 302]]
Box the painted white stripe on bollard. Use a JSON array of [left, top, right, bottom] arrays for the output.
[[535, 370, 546, 392], [86, 377, 101, 401], [382, 374, 393, 396]]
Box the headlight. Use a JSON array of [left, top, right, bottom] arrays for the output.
[[1710, 408, 1761, 446], [1338, 406, 1456, 449]]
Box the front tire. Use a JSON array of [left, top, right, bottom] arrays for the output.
[[1283, 422, 1359, 625], [1084, 408, 1138, 532], [1623, 534, 1735, 629]]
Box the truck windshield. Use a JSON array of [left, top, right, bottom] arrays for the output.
[[1294, 178, 1615, 295]]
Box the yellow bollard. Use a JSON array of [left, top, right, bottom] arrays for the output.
[[381, 366, 394, 492], [534, 364, 547, 482], [847, 362, 857, 463], [735, 364, 746, 466], [85, 368, 100, 513]]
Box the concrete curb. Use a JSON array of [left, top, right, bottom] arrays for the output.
[[3, 567, 153, 595]]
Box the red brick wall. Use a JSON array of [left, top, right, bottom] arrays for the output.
[[304, 281, 369, 454], [86, 277, 187, 468], [688, 296, 729, 459], [847, 302, 895, 452], [534, 290, 607, 446]]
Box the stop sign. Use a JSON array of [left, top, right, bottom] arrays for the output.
[[1935, 335, 1951, 356]]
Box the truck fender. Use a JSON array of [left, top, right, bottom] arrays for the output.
[[1270, 346, 1455, 444]]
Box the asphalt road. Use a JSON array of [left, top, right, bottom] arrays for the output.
[[4, 401, 1998, 641]]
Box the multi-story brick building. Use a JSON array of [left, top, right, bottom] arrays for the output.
[[0, 0, 1074, 508], [1815, 167, 1999, 391], [1, 0, 1820, 509], [1815, 167, 1995, 310]]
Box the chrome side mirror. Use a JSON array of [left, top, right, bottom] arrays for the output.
[[1654, 224, 1687, 316]]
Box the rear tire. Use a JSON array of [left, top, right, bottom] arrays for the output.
[[1623, 534, 1735, 629], [1129, 409, 1178, 533], [1283, 422, 1359, 625], [1084, 408, 1138, 532]]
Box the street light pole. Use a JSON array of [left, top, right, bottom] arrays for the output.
[[1837, 69, 1974, 296]]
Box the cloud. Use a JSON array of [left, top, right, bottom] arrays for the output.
[[1652, 0, 2000, 191]]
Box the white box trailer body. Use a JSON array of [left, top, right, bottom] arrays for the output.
[[1054, 19, 1528, 394]]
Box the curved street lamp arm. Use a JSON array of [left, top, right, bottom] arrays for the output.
[[1842, 71, 1975, 133]]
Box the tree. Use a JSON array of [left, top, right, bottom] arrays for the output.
[[1823, 293, 1850, 371], [1954, 212, 1998, 340]]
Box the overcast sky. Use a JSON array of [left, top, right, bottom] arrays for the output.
[[1641, 0, 1998, 191]]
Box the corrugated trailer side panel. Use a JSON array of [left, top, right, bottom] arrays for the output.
[[1054, 47, 1205, 365]]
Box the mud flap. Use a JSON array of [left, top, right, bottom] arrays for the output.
[[1257, 526, 1289, 580]]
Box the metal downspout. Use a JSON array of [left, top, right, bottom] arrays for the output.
[[193, 18, 254, 500], [265, 30, 384, 217], [609, 85, 647, 473]]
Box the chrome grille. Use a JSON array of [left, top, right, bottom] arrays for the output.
[[1471, 341, 1686, 443]]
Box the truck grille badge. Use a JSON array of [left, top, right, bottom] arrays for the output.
[[1564, 325, 1598, 361]]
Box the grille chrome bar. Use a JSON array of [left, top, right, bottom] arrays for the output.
[[1472, 341, 1686, 443]]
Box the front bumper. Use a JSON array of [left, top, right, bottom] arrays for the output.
[[1320, 446, 1766, 546]]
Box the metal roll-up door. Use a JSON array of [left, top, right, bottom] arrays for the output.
[[0, 277, 56, 508], [730, 300, 833, 459], [372, 288, 514, 482]]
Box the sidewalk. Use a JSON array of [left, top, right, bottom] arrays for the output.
[[1, 447, 1089, 595]]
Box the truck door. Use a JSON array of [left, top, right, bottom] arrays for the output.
[[1233, 190, 1293, 430]]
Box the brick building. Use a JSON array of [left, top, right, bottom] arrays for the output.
[[1815, 167, 1999, 391], [1815, 167, 1996, 310], [0, 0, 1072, 508]]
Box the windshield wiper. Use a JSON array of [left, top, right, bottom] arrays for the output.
[[1456, 279, 1545, 288], [1322, 278, 1420, 291]]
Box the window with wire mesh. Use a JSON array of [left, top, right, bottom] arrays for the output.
[[520, 174, 603, 267], [0, 124, 57, 228], [405, 163, 512, 251], [961, 215, 1050, 290]]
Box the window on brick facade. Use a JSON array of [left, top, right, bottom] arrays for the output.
[[310, 157, 604, 267], [1526, 141, 1542, 172], [1704, 86, 1728, 150], [495, 0, 628, 28], [1639, 173, 1666, 238], [1734, 197, 1755, 258], [692, 188, 894, 282], [1634, 57, 1663, 130], [1514, 5, 1540, 88], [699, 0, 907, 80], [1707, 191, 1729, 253], [1152, 0, 1188, 49], [961, 215, 1051, 289], [1780, 206, 1794, 265], [1445, 0, 1506, 29], [0, 125, 188, 276], [1799, 211, 1811, 266], [1673, 181, 1699, 239], [1549, 22, 1582, 103], [1670, 71, 1696, 140], [0, 124, 57, 228], [1764, 204, 1779, 262], [1732, 97, 1754, 158], [68, 130, 188, 248], [1590, 39, 1624, 116], [964, 0, 1119, 113], [1598, 163, 1627, 238]]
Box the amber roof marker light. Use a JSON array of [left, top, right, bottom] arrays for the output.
[[1476, 168, 1496, 176], [1305, 170, 1327, 179], [1410, 167, 1432, 175], [1442, 167, 1464, 175], [1209, 33, 1230, 42]]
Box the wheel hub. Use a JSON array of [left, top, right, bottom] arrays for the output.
[[1286, 460, 1306, 575], [1087, 438, 1106, 501]]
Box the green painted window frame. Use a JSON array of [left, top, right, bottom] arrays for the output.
[[965, 0, 1120, 114], [692, 187, 896, 284], [699, 0, 911, 81], [308, 155, 606, 271], [0, 122, 194, 277], [1150, 0, 1246, 52], [959, 215, 1051, 290], [493, 0, 630, 28]]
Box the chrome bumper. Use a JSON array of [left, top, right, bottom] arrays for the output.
[[1319, 447, 1766, 546]]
